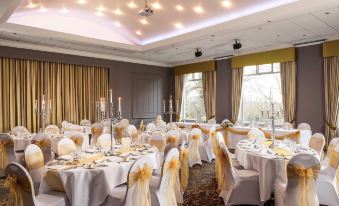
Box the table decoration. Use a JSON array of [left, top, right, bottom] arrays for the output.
[[163, 95, 179, 130], [34, 94, 52, 131]]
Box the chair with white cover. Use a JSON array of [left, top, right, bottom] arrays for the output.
[[4, 162, 68, 206], [32, 133, 53, 163], [180, 141, 189, 192], [11, 126, 29, 135], [199, 126, 215, 162], [284, 154, 320, 206], [45, 125, 60, 135], [25, 144, 45, 194], [317, 143, 339, 206], [308, 133, 325, 158], [149, 148, 183, 206], [217, 141, 261, 206], [57, 138, 76, 156], [149, 133, 166, 173], [146, 123, 157, 132], [297, 123, 312, 145], [282, 122, 293, 130], [165, 130, 180, 155], [61, 121, 69, 129], [166, 123, 178, 130], [97, 134, 113, 149], [91, 123, 103, 144], [297, 123, 311, 131], [128, 125, 140, 143], [80, 119, 91, 126], [0, 134, 17, 177], [247, 128, 265, 143], [65, 132, 84, 149], [188, 128, 203, 167], [321, 137, 339, 168], [103, 156, 154, 206]]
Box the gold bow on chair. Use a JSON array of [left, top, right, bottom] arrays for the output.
[[180, 149, 189, 191], [191, 135, 201, 162], [191, 125, 209, 134], [0, 140, 14, 170], [167, 136, 177, 148], [275, 131, 301, 142], [3, 175, 31, 206], [128, 164, 152, 206], [215, 145, 232, 191], [287, 164, 320, 206], [164, 158, 182, 204], [32, 139, 51, 149], [70, 136, 82, 147], [92, 127, 103, 135], [215, 127, 249, 145]]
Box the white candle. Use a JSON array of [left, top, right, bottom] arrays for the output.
[[49, 100, 52, 110], [163, 99, 166, 112], [42, 94, 45, 110], [176, 100, 179, 111], [100, 98, 105, 112], [109, 89, 113, 103], [34, 100, 38, 111], [118, 97, 122, 112], [169, 95, 173, 109]]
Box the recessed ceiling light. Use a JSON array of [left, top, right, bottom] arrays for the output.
[[39, 6, 48, 12], [114, 21, 121, 27], [77, 0, 87, 5], [174, 22, 183, 29], [152, 2, 162, 10], [114, 8, 123, 15], [140, 19, 149, 25], [221, 0, 232, 8], [61, 7, 69, 13], [95, 11, 105, 16], [127, 1, 137, 9], [194, 5, 204, 14], [175, 5, 184, 11], [26, 1, 38, 9], [136, 30, 142, 35], [97, 6, 106, 12]]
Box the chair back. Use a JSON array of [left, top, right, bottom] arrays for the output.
[[286, 154, 320, 206], [146, 123, 156, 132], [120, 119, 130, 128], [297, 123, 311, 131], [128, 125, 139, 143], [166, 123, 178, 130], [68, 124, 82, 133], [0, 134, 16, 174], [24, 144, 44, 192], [5, 162, 36, 206], [124, 156, 154, 206], [309, 133, 325, 157], [325, 138, 339, 162], [166, 130, 180, 148], [80, 119, 91, 126], [247, 128, 265, 142], [91, 123, 103, 144], [57, 138, 76, 156], [11, 126, 28, 135], [149, 133, 166, 153], [44, 125, 60, 135], [180, 141, 189, 191], [218, 141, 235, 191], [65, 131, 84, 148], [188, 128, 202, 166], [97, 134, 112, 148], [31, 133, 52, 163], [282, 122, 293, 130]]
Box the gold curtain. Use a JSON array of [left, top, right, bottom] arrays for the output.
[[231, 67, 243, 123], [0, 57, 108, 133], [280, 61, 297, 126], [202, 71, 216, 120], [175, 75, 185, 121], [324, 56, 339, 147]]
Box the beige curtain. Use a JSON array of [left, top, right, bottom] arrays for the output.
[[324, 56, 339, 146], [0, 57, 108, 133], [175, 75, 185, 121], [231, 68, 243, 123], [280, 61, 297, 126], [202, 71, 216, 120]]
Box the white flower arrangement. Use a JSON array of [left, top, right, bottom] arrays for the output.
[[220, 119, 234, 128]]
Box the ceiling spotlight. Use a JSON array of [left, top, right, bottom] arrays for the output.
[[222, 0, 232, 8], [194, 5, 204, 14], [176, 5, 184, 11], [114, 8, 123, 15], [195, 48, 203, 58], [152, 2, 162, 10], [140, 19, 149, 25], [233, 39, 242, 50], [127, 2, 137, 9], [26, 2, 38, 9], [174, 22, 183, 29], [77, 0, 87, 5], [136, 30, 142, 35], [139, 0, 153, 17]]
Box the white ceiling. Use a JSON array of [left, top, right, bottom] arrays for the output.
[[0, 0, 339, 67]]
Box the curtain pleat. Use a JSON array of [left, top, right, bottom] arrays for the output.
[[324, 56, 339, 147], [202, 71, 216, 120], [231, 68, 243, 123], [280, 61, 297, 126], [175, 75, 185, 121], [0, 57, 108, 133]]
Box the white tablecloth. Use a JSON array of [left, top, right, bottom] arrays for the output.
[[40, 148, 158, 206], [235, 139, 318, 201]]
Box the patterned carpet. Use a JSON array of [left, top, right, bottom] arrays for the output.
[[182, 160, 275, 206]]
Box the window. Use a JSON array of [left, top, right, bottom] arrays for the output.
[[180, 72, 206, 122], [238, 63, 284, 126]]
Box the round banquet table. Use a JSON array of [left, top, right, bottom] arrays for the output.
[[40, 146, 159, 206], [235, 139, 319, 201]]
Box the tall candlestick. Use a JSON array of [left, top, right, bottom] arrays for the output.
[[109, 89, 113, 103], [100, 97, 105, 112], [169, 95, 173, 109], [176, 100, 179, 111], [118, 97, 122, 112], [42, 94, 45, 110]]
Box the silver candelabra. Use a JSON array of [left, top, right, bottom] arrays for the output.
[[259, 102, 283, 137], [163, 95, 179, 130], [34, 94, 52, 132]]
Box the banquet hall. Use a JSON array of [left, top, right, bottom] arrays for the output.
[[1, 0, 339, 205]]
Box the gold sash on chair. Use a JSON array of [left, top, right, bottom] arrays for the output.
[[180, 148, 189, 191], [275, 131, 301, 142], [32, 139, 51, 150], [191, 135, 201, 162], [287, 164, 320, 206], [214, 144, 233, 191], [327, 149, 339, 193], [149, 140, 165, 152], [163, 158, 182, 205], [167, 136, 178, 148], [215, 127, 249, 145], [191, 125, 210, 134], [0, 140, 14, 170], [3, 174, 31, 206], [70, 136, 83, 147]]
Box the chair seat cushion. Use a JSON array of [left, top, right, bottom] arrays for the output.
[[105, 184, 127, 206], [36, 191, 68, 206]]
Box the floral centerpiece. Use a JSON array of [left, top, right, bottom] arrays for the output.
[[220, 119, 234, 128]]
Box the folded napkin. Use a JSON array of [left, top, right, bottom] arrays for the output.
[[273, 148, 292, 156], [261, 141, 273, 147], [75, 153, 104, 164]]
